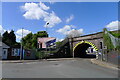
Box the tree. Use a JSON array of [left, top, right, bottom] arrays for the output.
[[22, 32, 33, 49], [9, 30, 16, 45], [36, 31, 48, 37], [31, 34, 37, 49], [2, 30, 18, 46], [2, 31, 9, 44], [22, 31, 48, 49]]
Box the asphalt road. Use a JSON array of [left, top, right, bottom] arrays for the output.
[[2, 58, 119, 78]]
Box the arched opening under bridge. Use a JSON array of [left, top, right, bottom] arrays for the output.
[[73, 41, 98, 58]]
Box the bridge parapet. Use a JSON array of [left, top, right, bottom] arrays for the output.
[[69, 32, 103, 42]]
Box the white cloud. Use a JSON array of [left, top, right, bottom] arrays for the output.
[[7, 30, 11, 33], [21, 2, 61, 28], [66, 15, 74, 23], [0, 25, 6, 34], [39, 2, 50, 10], [106, 21, 120, 31], [16, 29, 31, 40], [59, 39, 64, 41], [56, 25, 72, 35], [56, 25, 83, 38], [21, 2, 49, 20], [44, 11, 61, 28], [49, 1, 56, 4], [67, 29, 83, 38], [56, 38, 64, 42]]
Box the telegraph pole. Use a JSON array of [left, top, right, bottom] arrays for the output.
[[20, 28, 23, 60]]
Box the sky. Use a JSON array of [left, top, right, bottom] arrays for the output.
[[0, 2, 119, 42]]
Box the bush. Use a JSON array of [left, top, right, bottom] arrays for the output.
[[35, 51, 50, 59]]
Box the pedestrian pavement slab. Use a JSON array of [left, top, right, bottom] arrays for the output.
[[91, 59, 120, 70]]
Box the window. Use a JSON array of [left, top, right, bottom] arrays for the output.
[[4, 51, 6, 55], [12, 48, 20, 56]]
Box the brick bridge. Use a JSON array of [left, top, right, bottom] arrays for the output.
[[54, 32, 104, 58], [69, 32, 103, 58]]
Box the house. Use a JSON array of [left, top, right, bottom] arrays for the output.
[[2, 42, 10, 59], [7, 44, 21, 60], [37, 37, 56, 49], [0, 36, 10, 60], [0, 36, 22, 60], [0, 40, 10, 60]]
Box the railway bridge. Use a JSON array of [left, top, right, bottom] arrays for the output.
[[69, 32, 103, 58], [54, 32, 104, 58]]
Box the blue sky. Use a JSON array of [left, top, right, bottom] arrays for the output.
[[1, 2, 118, 42]]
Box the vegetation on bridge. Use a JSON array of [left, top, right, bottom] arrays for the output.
[[103, 28, 120, 51]]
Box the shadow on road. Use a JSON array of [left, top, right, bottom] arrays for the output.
[[76, 54, 96, 59]]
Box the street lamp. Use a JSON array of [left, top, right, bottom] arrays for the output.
[[45, 22, 49, 59]]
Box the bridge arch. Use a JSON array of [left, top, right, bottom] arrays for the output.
[[73, 41, 98, 58]]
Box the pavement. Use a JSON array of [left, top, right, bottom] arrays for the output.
[[90, 59, 120, 70], [2, 60, 40, 63], [1, 58, 76, 63]]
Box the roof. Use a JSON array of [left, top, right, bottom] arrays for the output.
[[2, 42, 10, 48], [37, 37, 56, 43]]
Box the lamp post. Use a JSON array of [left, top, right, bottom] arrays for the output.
[[45, 22, 49, 59]]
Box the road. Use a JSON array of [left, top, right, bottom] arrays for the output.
[[2, 58, 118, 78]]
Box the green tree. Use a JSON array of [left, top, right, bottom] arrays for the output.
[[36, 31, 48, 37], [9, 30, 16, 45], [31, 34, 37, 49], [2, 30, 18, 46], [22, 32, 33, 49], [2, 31, 9, 44], [22, 31, 48, 49]]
